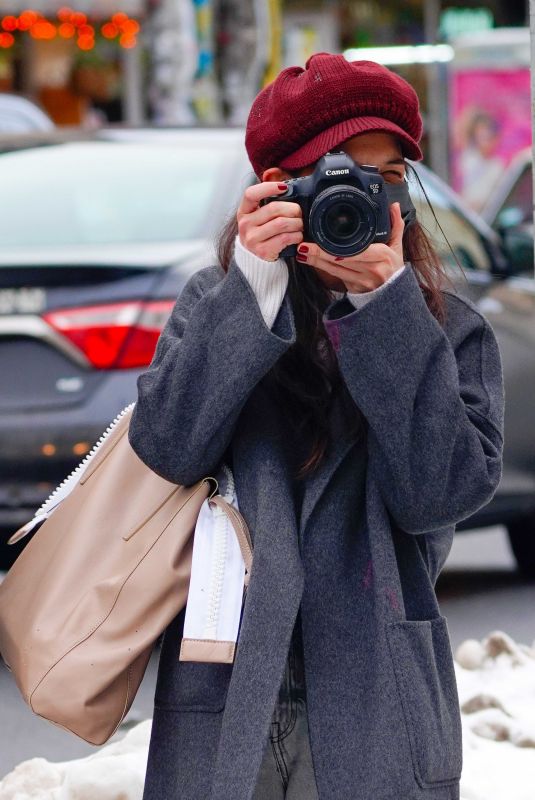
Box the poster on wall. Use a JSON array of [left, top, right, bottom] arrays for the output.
[[450, 67, 531, 212]]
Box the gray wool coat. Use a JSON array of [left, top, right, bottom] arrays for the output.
[[128, 257, 504, 800]]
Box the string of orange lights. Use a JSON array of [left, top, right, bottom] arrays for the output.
[[0, 7, 140, 50]]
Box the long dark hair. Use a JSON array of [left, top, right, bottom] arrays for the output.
[[216, 172, 451, 479]]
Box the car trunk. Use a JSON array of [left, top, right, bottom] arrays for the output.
[[0, 264, 165, 413]]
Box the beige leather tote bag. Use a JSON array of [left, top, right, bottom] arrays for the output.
[[0, 403, 252, 746]]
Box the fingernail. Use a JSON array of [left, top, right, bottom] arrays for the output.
[[296, 254, 307, 262], [278, 183, 288, 191], [297, 244, 309, 254], [335, 256, 345, 261]]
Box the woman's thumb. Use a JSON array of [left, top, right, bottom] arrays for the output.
[[389, 202, 405, 247]]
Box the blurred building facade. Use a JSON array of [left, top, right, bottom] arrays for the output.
[[0, 1, 146, 124], [0, 2, 528, 119], [0, 0, 530, 149]]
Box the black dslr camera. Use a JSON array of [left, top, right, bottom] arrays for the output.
[[262, 151, 391, 258]]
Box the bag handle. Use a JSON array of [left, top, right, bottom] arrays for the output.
[[209, 495, 253, 586]]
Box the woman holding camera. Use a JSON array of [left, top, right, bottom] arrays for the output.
[[129, 53, 504, 800]]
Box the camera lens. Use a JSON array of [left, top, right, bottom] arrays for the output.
[[324, 203, 363, 241], [309, 187, 377, 256]]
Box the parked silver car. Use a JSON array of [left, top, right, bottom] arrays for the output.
[[0, 94, 54, 134], [480, 148, 533, 275]]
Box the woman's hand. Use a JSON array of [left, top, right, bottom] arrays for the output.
[[237, 182, 304, 262], [296, 202, 405, 293]]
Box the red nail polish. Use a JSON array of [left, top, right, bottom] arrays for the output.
[[296, 254, 307, 262], [335, 256, 345, 261], [297, 244, 309, 254], [278, 183, 288, 191]]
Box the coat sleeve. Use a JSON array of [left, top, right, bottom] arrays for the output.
[[323, 265, 504, 535], [128, 258, 296, 486]]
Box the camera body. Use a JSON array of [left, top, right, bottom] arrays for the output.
[[262, 151, 391, 258]]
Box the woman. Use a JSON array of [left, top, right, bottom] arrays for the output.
[[129, 54, 504, 800]]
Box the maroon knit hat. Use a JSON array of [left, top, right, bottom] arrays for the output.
[[245, 52, 423, 178]]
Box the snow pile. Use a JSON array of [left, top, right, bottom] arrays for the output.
[[1, 631, 535, 799], [456, 631, 535, 800], [0, 720, 151, 800]]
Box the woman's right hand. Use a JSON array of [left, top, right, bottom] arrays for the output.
[[236, 182, 304, 262]]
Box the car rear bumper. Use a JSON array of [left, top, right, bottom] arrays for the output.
[[459, 492, 535, 530], [0, 369, 140, 538], [2, 368, 535, 537], [463, 464, 535, 530]]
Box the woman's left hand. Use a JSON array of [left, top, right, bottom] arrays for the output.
[[296, 202, 405, 294]]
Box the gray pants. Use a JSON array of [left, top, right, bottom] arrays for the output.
[[252, 618, 320, 799]]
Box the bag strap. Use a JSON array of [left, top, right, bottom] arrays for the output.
[[209, 495, 253, 586]]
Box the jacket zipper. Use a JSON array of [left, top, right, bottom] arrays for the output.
[[203, 465, 237, 639]]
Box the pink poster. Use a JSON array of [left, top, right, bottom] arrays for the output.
[[451, 68, 532, 212]]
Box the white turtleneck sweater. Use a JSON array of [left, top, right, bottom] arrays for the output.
[[233, 236, 406, 329]]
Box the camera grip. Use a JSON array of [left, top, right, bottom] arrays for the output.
[[279, 244, 298, 258]]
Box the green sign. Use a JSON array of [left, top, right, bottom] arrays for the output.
[[439, 7, 494, 39]]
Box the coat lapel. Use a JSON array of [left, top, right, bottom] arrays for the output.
[[299, 393, 364, 538], [210, 385, 364, 800], [210, 387, 305, 800]]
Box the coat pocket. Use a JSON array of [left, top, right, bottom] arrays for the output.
[[385, 616, 463, 789], [154, 612, 232, 712]]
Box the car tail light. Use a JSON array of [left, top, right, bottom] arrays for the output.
[[42, 299, 175, 369]]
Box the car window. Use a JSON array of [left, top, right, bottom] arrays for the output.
[[407, 167, 493, 272], [0, 140, 247, 250], [495, 164, 532, 228]]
